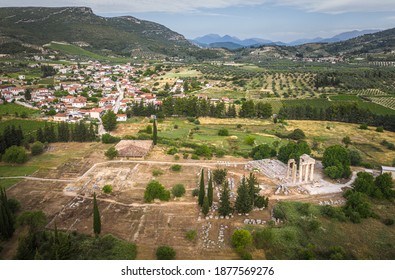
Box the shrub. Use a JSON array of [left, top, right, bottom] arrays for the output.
[[191, 154, 199, 160], [288, 129, 305, 140], [102, 185, 113, 194], [170, 164, 182, 172], [187, 117, 195, 123], [3, 146, 28, 164], [194, 119, 200, 125], [250, 144, 276, 160], [31, 141, 44, 156], [185, 230, 197, 241], [244, 135, 256, 146], [167, 147, 178, 155], [156, 245, 176, 260], [349, 150, 362, 166], [171, 184, 186, 197], [212, 169, 228, 185], [383, 218, 394, 226], [376, 126, 384, 132], [152, 169, 163, 176], [215, 149, 226, 158], [218, 128, 229, 136], [182, 152, 189, 159], [7, 198, 21, 214], [173, 124, 179, 129], [231, 229, 253, 251], [104, 147, 118, 160], [192, 188, 199, 197], [236, 124, 242, 128], [359, 124, 368, 130], [101, 133, 120, 144], [174, 155, 180, 160], [194, 145, 212, 158], [144, 180, 170, 202]]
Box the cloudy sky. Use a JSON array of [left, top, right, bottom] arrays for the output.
[[1, 0, 395, 41]]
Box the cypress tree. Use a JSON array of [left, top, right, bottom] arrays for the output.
[[0, 187, 15, 239], [235, 176, 253, 214], [247, 173, 259, 207], [207, 176, 213, 207], [93, 192, 101, 236], [198, 169, 205, 207], [218, 181, 232, 216], [202, 197, 209, 216], [153, 118, 158, 145]]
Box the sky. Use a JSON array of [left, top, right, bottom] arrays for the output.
[[1, 0, 395, 42]]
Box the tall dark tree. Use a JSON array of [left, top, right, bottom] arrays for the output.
[[198, 169, 205, 207], [102, 111, 117, 131], [218, 181, 232, 216], [24, 89, 32, 101], [0, 187, 15, 239], [202, 197, 209, 216], [247, 173, 259, 206], [235, 176, 253, 214], [93, 192, 101, 236], [207, 176, 213, 207], [153, 118, 158, 145]]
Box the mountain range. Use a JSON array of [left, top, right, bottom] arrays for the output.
[[0, 7, 201, 58], [191, 30, 381, 50]]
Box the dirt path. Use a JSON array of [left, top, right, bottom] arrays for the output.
[[0, 159, 248, 184]]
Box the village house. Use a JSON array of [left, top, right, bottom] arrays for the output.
[[116, 114, 127, 122], [72, 96, 87, 108]]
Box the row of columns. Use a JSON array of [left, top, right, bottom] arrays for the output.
[[286, 159, 315, 184]]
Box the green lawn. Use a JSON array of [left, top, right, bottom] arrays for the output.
[[0, 104, 39, 116], [0, 119, 47, 135], [0, 165, 39, 177], [0, 178, 22, 189]]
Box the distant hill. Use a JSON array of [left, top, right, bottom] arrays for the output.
[[192, 34, 273, 49], [0, 7, 202, 58], [193, 30, 382, 50], [323, 28, 395, 55]]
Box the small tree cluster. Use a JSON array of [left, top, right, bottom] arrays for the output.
[[250, 144, 276, 160], [144, 180, 170, 202], [322, 145, 351, 179], [156, 245, 176, 260], [171, 184, 186, 197], [105, 146, 118, 159], [2, 145, 28, 164], [212, 169, 228, 185]]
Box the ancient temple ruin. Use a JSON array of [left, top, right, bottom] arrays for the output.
[[286, 154, 316, 184]]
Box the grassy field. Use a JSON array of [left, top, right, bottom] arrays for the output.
[[114, 117, 395, 165], [0, 104, 39, 116], [47, 42, 130, 63], [252, 200, 395, 259], [0, 119, 47, 135], [261, 97, 395, 115]]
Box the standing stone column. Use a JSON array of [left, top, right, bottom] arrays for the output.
[[292, 163, 297, 183], [299, 164, 303, 182], [310, 163, 314, 181], [304, 164, 310, 182]]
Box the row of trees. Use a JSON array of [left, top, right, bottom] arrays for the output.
[[198, 170, 269, 217], [279, 103, 395, 132], [127, 97, 273, 119]]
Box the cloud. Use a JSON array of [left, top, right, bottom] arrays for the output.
[[1, 0, 395, 14], [274, 0, 395, 14]]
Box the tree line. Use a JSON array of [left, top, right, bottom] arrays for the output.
[[0, 122, 97, 158], [127, 97, 273, 119], [279, 103, 395, 132]]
